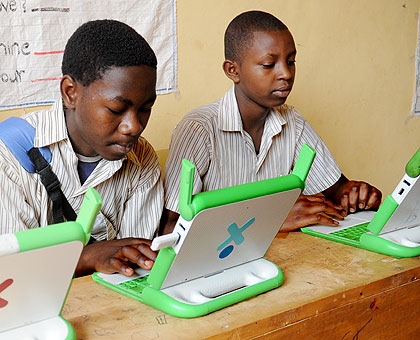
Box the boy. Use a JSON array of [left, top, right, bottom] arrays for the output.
[[0, 20, 163, 277], [161, 10, 382, 234]]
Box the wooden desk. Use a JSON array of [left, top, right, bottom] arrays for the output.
[[63, 232, 420, 339]]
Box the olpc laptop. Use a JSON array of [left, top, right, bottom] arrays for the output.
[[93, 144, 316, 318], [0, 188, 102, 340], [302, 147, 420, 258]]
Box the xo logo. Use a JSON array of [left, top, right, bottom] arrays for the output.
[[0, 279, 13, 308], [217, 217, 255, 259]]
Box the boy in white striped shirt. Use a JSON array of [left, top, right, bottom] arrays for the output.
[[0, 20, 163, 277], [161, 11, 382, 234]]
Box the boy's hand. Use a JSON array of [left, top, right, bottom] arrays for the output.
[[281, 194, 346, 232], [76, 238, 157, 277], [324, 176, 382, 215]]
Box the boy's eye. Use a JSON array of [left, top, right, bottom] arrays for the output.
[[287, 60, 296, 66], [108, 107, 124, 115], [262, 64, 274, 69]]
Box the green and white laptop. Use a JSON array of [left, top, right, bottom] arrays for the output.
[[302, 147, 420, 258], [93, 144, 316, 318], [0, 188, 102, 340]]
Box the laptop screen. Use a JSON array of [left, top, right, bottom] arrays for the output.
[[0, 241, 82, 333]]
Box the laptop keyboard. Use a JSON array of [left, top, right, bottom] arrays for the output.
[[119, 276, 149, 294], [330, 223, 370, 242]]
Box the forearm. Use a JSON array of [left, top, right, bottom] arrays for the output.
[[75, 244, 96, 277]]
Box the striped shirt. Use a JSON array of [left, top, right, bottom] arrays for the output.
[[164, 86, 341, 213], [0, 100, 163, 240]]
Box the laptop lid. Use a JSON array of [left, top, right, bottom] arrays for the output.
[[0, 188, 102, 334], [0, 240, 83, 333], [160, 187, 302, 288], [154, 144, 316, 289]]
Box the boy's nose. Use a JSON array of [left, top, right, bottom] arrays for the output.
[[119, 110, 143, 136], [276, 63, 293, 80]]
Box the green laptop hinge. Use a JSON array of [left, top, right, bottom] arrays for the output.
[[405, 147, 420, 178], [367, 194, 398, 235], [147, 246, 177, 289], [292, 144, 316, 183]]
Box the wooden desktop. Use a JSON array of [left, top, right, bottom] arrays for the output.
[[63, 232, 420, 339]]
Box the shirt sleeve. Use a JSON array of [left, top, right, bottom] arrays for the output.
[[292, 109, 342, 195], [0, 142, 41, 234], [164, 117, 212, 213], [117, 139, 164, 239]]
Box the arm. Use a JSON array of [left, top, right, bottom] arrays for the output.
[[0, 146, 41, 233], [164, 118, 211, 215]]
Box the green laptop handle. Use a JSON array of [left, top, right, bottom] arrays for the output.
[[291, 144, 316, 182], [179, 159, 195, 221], [405, 147, 420, 178], [179, 144, 316, 221], [76, 188, 103, 244]]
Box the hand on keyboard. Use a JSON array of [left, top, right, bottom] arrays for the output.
[[76, 238, 157, 277], [281, 193, 346, 232]]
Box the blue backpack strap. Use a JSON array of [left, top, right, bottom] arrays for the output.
[[0, 117, 76, 223], [0, 117, 51, 173]]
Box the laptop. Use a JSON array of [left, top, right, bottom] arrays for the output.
[[0, 188, 102, 340], [302, 147, 420, 258], [93, 144, 316, 318]]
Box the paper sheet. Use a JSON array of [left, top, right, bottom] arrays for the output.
[[0, 0, 177, 110]]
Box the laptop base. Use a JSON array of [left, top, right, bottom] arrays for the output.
[[302, 225, 420, 258], [0, 316, 76, 340], [93, 257, 283, 319]]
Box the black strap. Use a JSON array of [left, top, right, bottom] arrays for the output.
[[27, 147, 77, 223]]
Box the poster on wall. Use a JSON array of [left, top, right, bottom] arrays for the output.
[[0, 0, 177, 110]]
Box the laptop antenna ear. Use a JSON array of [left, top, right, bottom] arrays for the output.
[[292, 144, 316, 183], [405, 147, 420, 178], [179, 159, 196, 221], [76, 188, 103, 245]]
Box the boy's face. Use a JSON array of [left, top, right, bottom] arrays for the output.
[[233, 30, 296, 113], [63, 65, 157, 160]]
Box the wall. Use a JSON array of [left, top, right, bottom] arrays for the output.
[[2, 0, 420, 195]]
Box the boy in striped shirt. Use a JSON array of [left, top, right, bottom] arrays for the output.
[[161, 11, 381, 234], [0, 20, 163, 277]]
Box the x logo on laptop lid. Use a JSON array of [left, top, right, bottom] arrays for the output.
[[217, 217, 255, 258], [0, 278, 13, 308]]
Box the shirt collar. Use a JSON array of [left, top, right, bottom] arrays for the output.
[[34, 99, 68, 148], [218, 86, 287, 135]]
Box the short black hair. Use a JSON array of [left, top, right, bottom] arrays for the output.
[[62, 19, 157, 87], [224, 11, 288, 62]]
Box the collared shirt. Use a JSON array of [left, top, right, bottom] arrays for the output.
[[164, 86, 341, 213], [0, 100, 163, 240]]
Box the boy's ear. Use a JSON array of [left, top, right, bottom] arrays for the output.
[[222, 59, 240, 84], [60, 75, 79, 110]]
